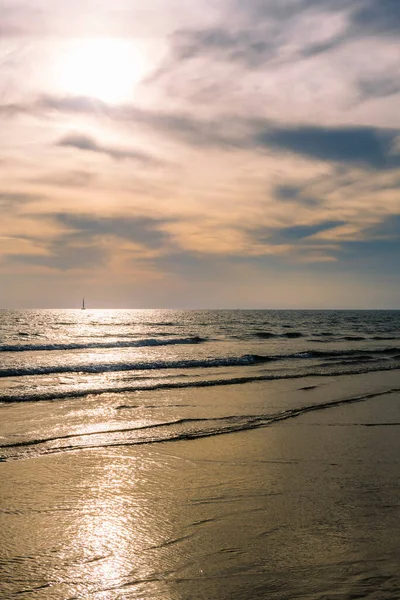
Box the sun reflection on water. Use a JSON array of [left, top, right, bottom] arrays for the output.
[[72, 458, 144, 596], [69, 450, 179, 598]]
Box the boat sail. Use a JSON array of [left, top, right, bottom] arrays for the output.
[[81, 298, 85, 310]]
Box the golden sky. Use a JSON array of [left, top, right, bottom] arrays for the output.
[[1, 0, 399, 308]]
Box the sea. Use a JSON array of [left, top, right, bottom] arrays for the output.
[[1, 309, 400, 599]]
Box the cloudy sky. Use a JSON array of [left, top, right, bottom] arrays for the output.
[[1, 0, 399, 308]]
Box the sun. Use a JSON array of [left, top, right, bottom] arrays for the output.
[[57, 38, 145, 103]]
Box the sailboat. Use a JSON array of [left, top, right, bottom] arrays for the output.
[[81, 298, 86, 310]]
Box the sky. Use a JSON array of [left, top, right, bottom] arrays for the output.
[[0, 0, 399, 309]]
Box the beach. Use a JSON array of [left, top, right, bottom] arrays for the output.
[[1, 365, 399, 599], [3, 0, 400, 594]]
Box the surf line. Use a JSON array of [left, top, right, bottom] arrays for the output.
[[1, 387, 400, 462], [1, 365, 400, 404]]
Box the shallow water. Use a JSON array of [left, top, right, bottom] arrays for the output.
[[1, 385, 399, 599], [1, 310, 399, 598]]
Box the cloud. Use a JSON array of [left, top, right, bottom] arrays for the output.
[[362, 214, 400, 240], [351, 0, 400, 36], [28, 170, 96, 188], [57, 133, 161, 164], [3, 93, 400, 171], [339, 237, 400, 277], [168, 27, 277, 68], [274, 185, 319, 206], [167, 0, 352, 66], [52, 213, 171, 250], [0, 4, 45, 36], [237, 0, 350, 20], [255, 220, 346, 246], [257, 125, 399, 168], [358, 77, 400, 101], [7, 244, 107, 271], [0, 191, 42, 210], [275, 221, 346, 242], [5, 212, 173, 272], [0, 94, 250, 148], [146, 0, 399, 131], [235, 0, 400, 42]]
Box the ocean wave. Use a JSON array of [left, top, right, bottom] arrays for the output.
[[253, 332, 277, 339], [300, 347, 400, 359], [1, 348, 399, 379], [0, 336, 207, 353], [251, 331, 304, 339], [1, 386, 399, 461], [282, 332, 303, 338], [251, 331, 399, 342], [0, 354, 271, 378], [1, 363, 399, 404]]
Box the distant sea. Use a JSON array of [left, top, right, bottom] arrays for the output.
[[1, 309, 400, 599]]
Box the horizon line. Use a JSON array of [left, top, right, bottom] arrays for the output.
[[0, 307, 399, 311]]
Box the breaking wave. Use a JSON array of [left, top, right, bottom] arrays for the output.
[[1, 362, 399, 404], [1, 348, 399, 379], [0, 336, 207, 353], [0, 354, 269, 378]]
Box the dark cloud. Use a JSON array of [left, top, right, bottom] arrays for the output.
[[0, 191, 42, 210], [238, 0, 351, 20], [57, 133, 160, 164], [274, 185, 319, 206], [320, 215, 400, 275], [3, 94, 400, 170], [142, 0, 399, 127], [358, 78, 400, 100], [255, 220, 345, 245], [339, 239, 400, 277], [362, 214, 400, 240], [351, 0, 400, 36], [299, 35, 349, 58], [235, 0, 399, 40], [257, 125, 400, 168], [274, 185, 302, 201], [53, 213, 170, 249], [154, 0, 351, 74], [277, 221, 345, 241], [169, 27, 277, 68], [7, 244, 106, 271], [44, 98, 399, 172], [7, 213, 172, 271]]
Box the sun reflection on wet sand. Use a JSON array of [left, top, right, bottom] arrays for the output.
[[61, 449, 182, 598], [1, 388, 400, 599]]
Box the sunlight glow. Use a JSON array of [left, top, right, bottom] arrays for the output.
[[57, 39, 146, 103]]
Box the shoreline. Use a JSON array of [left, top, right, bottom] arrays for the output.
[[1, 368, 400, 461], [1, 370, 400, 598]]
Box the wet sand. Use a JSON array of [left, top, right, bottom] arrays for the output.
[[1, 374, 399, 599]]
